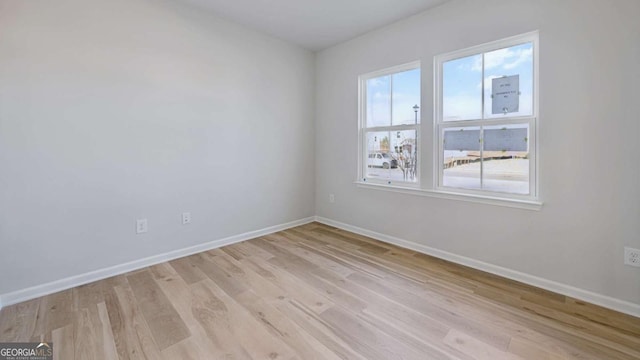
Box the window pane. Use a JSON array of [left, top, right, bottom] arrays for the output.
[[443, 126, 481, 189], [443, 54, 482, 121], [482, 124, 530, 194], [484, 42, 533, 118], [392, 68, 421, 125], [390, 130, 418, 182], [366, 131, 391, 180], [366, 75, 391, 127]]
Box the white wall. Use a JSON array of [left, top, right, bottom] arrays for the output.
[[316, 0, 640, 305], [0, 0, 315, 296]]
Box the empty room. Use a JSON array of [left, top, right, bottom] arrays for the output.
[[1, 0, 639, 359]]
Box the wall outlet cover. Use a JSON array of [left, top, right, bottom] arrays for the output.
[[182, 212, 192, 225], [624, 247, 640, 267], [136, 219, 148, 234]]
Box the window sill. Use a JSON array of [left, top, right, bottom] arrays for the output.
[[354, 181, 543, 211]]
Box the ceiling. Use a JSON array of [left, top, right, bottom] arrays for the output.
[[178, 0, 449, 51]]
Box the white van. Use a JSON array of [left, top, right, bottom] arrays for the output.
[[367, 152, 398, 169]]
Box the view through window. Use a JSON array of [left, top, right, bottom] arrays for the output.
[[361, 64, 420, 184], [437, 33, 537, 197], [357, 32, 538, 203]]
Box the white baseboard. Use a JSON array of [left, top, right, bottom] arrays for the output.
[[314, 216, 640, 318], [0, 217, 315, 309]]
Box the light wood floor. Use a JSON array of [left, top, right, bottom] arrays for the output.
[[1, 222, 639, 359]]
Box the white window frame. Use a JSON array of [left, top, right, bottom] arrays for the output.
[[434, 31, 539, 202], [358, 61, 421, 187]]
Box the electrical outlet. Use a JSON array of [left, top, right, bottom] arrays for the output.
[[182, 212, 191, 225], [136, 219, 148, 234], [624, 247, 640, 267], [329, 194, 335, 203]]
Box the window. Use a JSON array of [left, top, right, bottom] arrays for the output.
[[356, 32, 540, 209], [435, 32, 538, 200], [359, 62, 420, 186]]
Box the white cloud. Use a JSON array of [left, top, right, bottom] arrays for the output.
[[367, 77, 387, 87], [443, 95, 482, 120], [471, 47, 532, 72], [485, 48, 514, 70], [373, 92, 390, 102], [471, 55, 484, 72], [478, 75, 501, 90], [504, 48, 533, 70]]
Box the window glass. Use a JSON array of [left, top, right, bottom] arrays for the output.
[[366, 76, 391, 127], [443, 54, 482, 121], [482, 124, 530, 194], [438, 34, 537, 199], [443, 126, 481, 190], [361, 63, 420, 185], [366, 131, 391, 180], [391, 130, 418, 182], [483, 43, 533, 118], [392, 68, 421, 125]]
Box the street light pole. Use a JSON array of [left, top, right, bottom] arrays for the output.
[[411, 104, 420, 181]]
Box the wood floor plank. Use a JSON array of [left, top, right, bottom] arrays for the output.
[[0, 298, 39, 342], [275, 232, 356, 278], [508, 336, 566, 360], [285, 229, 412, 280], [0, 222, 637, 360], [168, 257, 207, 285], [219, 245, 247, 261], [318, 271, 472, 359], [161, 337, 207, 360], [443, 329, 524, 360], [97, 302, 118, 360], [103, 285, 132, 360], [52, 324, 74, 360], [207, 249, 286, 300], [238, 255, 335, 314], [44, 289, 74, 335], [233, 289, 344, 360], [209, 248, 346, 359], [273, 299, 369, 360], [73, 306, 104, 360], [126, 270, 191, 351], [151, 262, 252, 360], [319, 305, 434, 360], [346, 270, 513, 351], [189, 252, 249, 297], [311, 227, 392, 254], [268, 256, 369, 312], [563, 298, 640, 335], [345, 263, 615, 359], [112, 284, 163, 359], [192, 279, 298, 360], [232, 241, 277, 260], [30, 297, 50, 340], [73, 281, 105, 310]]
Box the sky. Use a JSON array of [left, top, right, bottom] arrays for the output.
[[366, 42, 534, 127], [443, 42, 533, 120], [365, 42, 534, 174], [366, 68, 421, 127]]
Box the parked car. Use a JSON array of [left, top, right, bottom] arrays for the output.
[[367, 152, 398, 169]]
